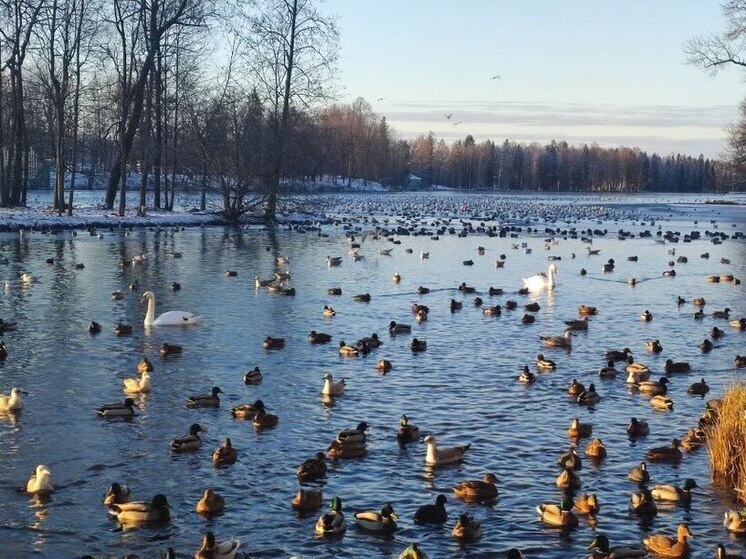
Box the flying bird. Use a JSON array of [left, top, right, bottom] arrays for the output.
[[491, 74, 501, 80], [444, 113, 453, 119], [376, 97, 384, 101], [453, 121, 463, 126]]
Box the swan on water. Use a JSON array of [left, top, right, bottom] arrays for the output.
[[522, 263, 557, 292], [141, 291, 201, 327]]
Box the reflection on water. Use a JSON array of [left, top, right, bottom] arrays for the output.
[[0, 195, 744, 558]]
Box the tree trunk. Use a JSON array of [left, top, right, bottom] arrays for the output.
[[153, 44, 162, 209]]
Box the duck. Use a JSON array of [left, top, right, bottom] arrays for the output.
[[522, 313, 535, 324], [292, 488, 323, 511], [243, 366, 263, 384], [636, 377, 670, 395], [0, 387, 22, 411], [389, 321, 411, 334], [692, 297, 706, 306], [112, 291, 124, 301], [97, 398, 136, 418], [586, 535, 646, 559], [88, 321, 102, 334], [322, 373, 346, 396], [315, 497, 347, 536], [627, 418, 649, 437], [414, 494, 447, 524], [137, 356, 153, 374], [536, 354, 556, 370], [335, 422, 369, 446], [252, 404, 279, 429], [255, 276, 274, 288], [26, 465, 53, 494], [558, 447, 582, 470], [688, 378, 710, 395], [274, 270, 291, 281], [327, 286, 342, 295], [230, 400, 264, 420], [700, 338, 714, 353], [573, 493, 599, 515], [452, 513, 482, 540], [114, 323, 133, 336], [711, 326, 725, 338], [630, 488, 657, 516], [606, 347, 631, 362], [212, 438, 237, 467], [170, 423, 204, 452], [359, 333, 382, 348], [519, 366, 536, 384], [224, 269, 238, 277], [578, 304, 597, 316], [556, 467, 582, 489], [263, 336, 285, 349], [585, 438, 607, 458], [643, 524, 693, 558], [103, 482, 131, 506], [628, 461, 650, 482], [731, 317, 746, 330], [123, 371, 151, 394], [716, 544, 745, 559], [650, 395, 674, 410], [399, 543, 429, 559], [523, 263, 557, 292], [109, 494, 170, 524], [326, 255, 343, 266], [568, 417, 592, 438], [396, 415, 419, 443], [640, 309, 653, 321], [161, 342, 182, 355], [141, 291, 200, 327], [724, 510, 746, 533], [681, 428, 706, 451], [578, 383, 601, 405], [297, 452, 327, 482], [392, 272, 401, 283], [565, 317, 589, 330], [646, 339, 663, 353], [195, 488, 225, 515], [458, 282, 476, 293], [353, 293, 371, 302], [693, 308, 706, 319], [186, 386, 222, 408], [735, 355, 746, 369], [354, 503, 398, 532], [625, 355, 650, 375], [322, 305, 336, 317], [453, 473, 499, 502], [541, 330, 573, 349], [483, 305, 501, 316], [598, 361, 618, 378], [377, 359, 393, 373], [505, 300, 517, 310], [665, 359, 691, 373], [525, 302, 541, 312], [537, 498, 579, 527], [308, 330, 332, 346], [651, 478, 697, 502], [417, 285, 430, 296], [194, 531, 240, 559], [410, 338, 427, 352], [424, 434, 470, 465], [646, 438, 682, 462]]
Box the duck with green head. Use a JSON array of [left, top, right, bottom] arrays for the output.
[[315, 496, 346, 536], [354, 503, 398, 532], [651, 478, 697, 502], [587, 534, 646, 558], [109, 493, 170, 524], [397, 414, 420, 444]]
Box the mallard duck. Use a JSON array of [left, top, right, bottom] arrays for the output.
[[483, 305, 501, 316], [418, 285, 430, 294], [568, 380, 585, 396], [519, 366, 536, 384], [292, 488, 323, 511], [587, 535, 646, 558], [724, 510, 746, 533], [643, 524, 693, 558], [391, 272, 401, 283], [628, 461, 650, 482], [525, 302, 541, 312], [558, 447, 582, 470], [646, 339, 663, 353], [452, 513, 482, 540], [359, 333, 382, 348], [414, 494, 447, 524], [625, 355, 650, 375], [194, 531, 240, 559], [536, 354, 556, 370], [663, 269, 676, 277], [195, 488, 225, 514], [458, 282, 476, 293], [693, 297, 706, 306], [338, 341, 359, 357], [243, 366, 263, 384], [585, 438, 606, 458], [573, 493, 599, 515], [297, 452, 327, 482], [712, 307, 731, 319], [322, 305, 336, 317], [110, 494, 170, 524], [326, 256, 343, 266], [123, 371, 151, 394], [505, 300, 517, 310], [541, 330, 572, 349], [411, 338, 427, 352], [424, 434, 470, 465], [681, 428, 706, 451], [731, 317, 746, 330], [97, 398, 136, 418], [103, 482, 131, 505], [640, 309, 653, 321], [711, 326, 725, 338], [322, 373, 345, 396], [353, 293, 371, 302], [597, 360, 617, 378], [263, 336, 285, 349], [568, 417, 592, 438], [664, 359, 690, 374], [327, 286, 342, 296], [453, 473, 498, 502], [716, 543, 745, 559], [606, 347, 631, 362], [578, 305, 597, 316], [170, 423, 204, 452], [399, 543, 429, 559], [578, 383, 601, 405], [522, 314, 536, 324], [556, 467, 581, 489], [114, 323, 133, 336], [537, 498, 579, 527], [646, 438, 682, 462], [736, 355, 746, 368], [377, 359, 393, 373], [252, 406, 279, 429], [389, 321, 411, 334], [309, 331, 332, 344], [161, 342, 182, 355], [354, 503, 398, 532], [224, 269, 237, 277], [636, 376, 670, 395], [700, 338, 714, 353], [693, 308, 706, 320], [137, 356, 153, 374], [630, 488, 657, 516], [255, 276, 274, 288], [0, 387, 22, 411], [650, 395, 674, 410], [26, 465, 53, 494], [627, 418, 649, 437], [687, 378, 709, 395], [186, 386, 222, 408], [397, 415, 419, 443], [565, 317, 589, 330], [651, 478, 697, 502], [230, 400, 263, 419], [488, 286, 503, 296], [335, 422, 369, 446], [212, 438, 237, 466]]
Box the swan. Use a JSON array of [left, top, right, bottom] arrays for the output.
[[141, 291, 201, 327], [522, 263, 557, 292]]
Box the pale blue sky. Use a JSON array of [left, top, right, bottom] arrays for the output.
[[322, 0, 743, 157]]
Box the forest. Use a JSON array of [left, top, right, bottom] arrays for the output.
[[0, 0, 740, 223]]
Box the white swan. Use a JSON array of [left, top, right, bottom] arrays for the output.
[[123, 372, 151, 394], [0, 387, 22, 411], [141, 291, 201, 327], [27, 465, 53, 494], [523, 263, 557, 292]]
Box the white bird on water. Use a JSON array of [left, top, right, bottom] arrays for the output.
[[424, 435, 470, 465], [523, 263, 558, 292], [141, 291, 201, 327]]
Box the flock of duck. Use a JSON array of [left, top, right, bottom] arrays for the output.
[[0, 202, 745, 559]]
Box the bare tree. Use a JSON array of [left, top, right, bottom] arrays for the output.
[[686, 1, 746, 72]]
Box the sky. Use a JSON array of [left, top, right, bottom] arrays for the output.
[[321, 0, 744, 158]]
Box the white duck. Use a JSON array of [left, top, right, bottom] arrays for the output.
[[0, 387, 22, 411], [123, 371, 151, 394], [523, 263, 557, 292], [27, 465, 53, 494], [322, 373, 346, 396], [424, 434, 470, 465], [141, 291, 201, 327]]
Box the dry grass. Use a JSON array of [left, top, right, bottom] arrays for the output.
[[705, 382, 746, 503]]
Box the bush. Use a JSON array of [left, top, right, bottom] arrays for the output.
[[706, 382, 746, 503]]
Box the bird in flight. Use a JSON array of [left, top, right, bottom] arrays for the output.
[[453, 121, 463, 126], [490, 74, 501, 80], [444, 113, 453, 119], [376, 97, 384, 101]]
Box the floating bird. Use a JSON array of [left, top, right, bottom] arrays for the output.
[[186, 386, 222, 408], [452, 513, 481, 540], [109, 494, 170, 524], [724, 510, 746, 533], [573, 493, 600, 515], [397, 415, 419, 444], [161, 342, 182, 355], [322, 373, 346, 396], [26, 465, 53, 494], [423, 434, 470, 465], [196, 488, 225, 515], [170, 423, 204, 452], [523, 263, 557, 292], [568, 417, 592, 438], [627, 418, 649, 437], [399, 543, 429, 559], [141, 291, 201, 326], [123, 371, 151, 394], [630, 487, 657, 517], [414, 494, 447, 524], [646, 438, 682, 462], [651, 478, 697, 502], [212, 438, 238, 467], [97, 398, 135, 418], [537, 498, 578, 527], [0, 387, 22, 411], [297, 452, 327, 483], [315, 496, 346, 536], [643, 524, 693, 559], [194, 531, 239, 559], [586, 534, 646, 558], [453, 473, 498, 502]]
